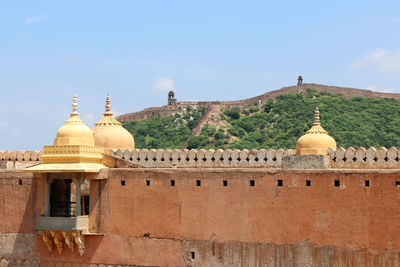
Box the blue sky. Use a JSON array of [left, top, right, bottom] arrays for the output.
[[0, 0, 399, 150]]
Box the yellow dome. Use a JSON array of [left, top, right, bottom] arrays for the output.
[[296, 107, 336, 155], [92, 95, 135, 152], [54, 94, 95, 146]]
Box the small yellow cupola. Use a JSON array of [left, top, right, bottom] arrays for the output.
[[296, 107, 336, 155], [92, 95, 135, 153], [53, 93, 95, 146], [27, 94, 105, 169]]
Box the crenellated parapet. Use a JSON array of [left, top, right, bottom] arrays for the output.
[[111, 147, 400, 169], [0, 150, 42, 169], [111, 148, 295, 168], [328, 146, 400, 169], [3, 147, 400, 169]]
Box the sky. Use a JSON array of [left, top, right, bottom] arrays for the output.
[[0, 0, 400, 150]]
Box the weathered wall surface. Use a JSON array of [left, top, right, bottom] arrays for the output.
[[182, 239, 400, 267], [0, 172, 37, 234]]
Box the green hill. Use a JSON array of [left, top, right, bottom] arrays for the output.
[[123, 89, 400, 149]]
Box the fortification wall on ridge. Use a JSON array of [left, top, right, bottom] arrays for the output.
[[116, 83, 400, 122]]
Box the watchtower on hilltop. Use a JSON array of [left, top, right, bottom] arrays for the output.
[[298, 75, 303, 85], [168, 90, 177, 105]]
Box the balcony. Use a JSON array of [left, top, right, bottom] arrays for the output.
[[37, 215, 88, 231]]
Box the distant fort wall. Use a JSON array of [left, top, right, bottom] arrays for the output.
[[117, 83, 400, 122]]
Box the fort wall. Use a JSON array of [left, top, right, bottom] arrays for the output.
[[116, 83, 400, 122], [2, 167, 400, 266]]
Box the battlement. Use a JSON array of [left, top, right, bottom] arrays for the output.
[[2, 147, 400, 170], [110, 147, 400, 169], [0, 150, 41, 169]]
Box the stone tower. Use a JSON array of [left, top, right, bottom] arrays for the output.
[[168, 90, 177, 105], [297, 75, 303, 85]]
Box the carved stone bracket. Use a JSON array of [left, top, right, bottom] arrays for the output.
[[41, 230, 86, 256]]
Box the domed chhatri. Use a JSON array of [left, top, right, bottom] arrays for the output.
[[296, 107, 336, 155], [54, 94, 95, 146], [92, 95, 135, 152]]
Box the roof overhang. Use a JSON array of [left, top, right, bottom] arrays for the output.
[[23, 163, 107, 173]]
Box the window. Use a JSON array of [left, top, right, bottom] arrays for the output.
[[18, 179, 22, 185], [121, 180, 126, 186], [306, 180, 311, 187], [277, 180, 283, 187], [396, 181, 400, 188], [171, 180, 175, 187], [196, 180, 201, 187], [146, 180, 150, 186], [191, 251, 195, 259], [365, 180, 370, 187], [84, 196, 90, 215], [250, 180, 255, 187], [223, 180, 228, 186], [334, 180, 340, 187]]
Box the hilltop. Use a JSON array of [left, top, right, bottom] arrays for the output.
[[117, 82, 400, 122], [122, 88, 400, 150]]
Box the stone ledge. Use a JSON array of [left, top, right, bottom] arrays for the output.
[[282, 155, 329, 169]]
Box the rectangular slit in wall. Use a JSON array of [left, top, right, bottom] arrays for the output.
[[146, 180, 150, 186], [365, 180, 370, 187], [223, 180, 228, 187], [191, 251, 195, 259], [277, 180, 283, 187], [18, 179, 22, 185], [396, 181, 400, 188], [121, 180, 126, 186], [250, 180, 255, 187], [196, 180, 201, 187], [306, 180, 311, 187], [334, 180, 340, 187], [171, 180, 175, 187]]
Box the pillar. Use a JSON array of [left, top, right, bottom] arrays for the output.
[[73, 179, 82, 216], [44, 175, 52, 216]]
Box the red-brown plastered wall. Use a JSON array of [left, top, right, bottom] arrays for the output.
[[103, 168, 400, 251], [0, 171, 39, 233]]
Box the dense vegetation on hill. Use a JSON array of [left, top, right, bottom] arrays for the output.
[[123, 106, 205, 149], [123, 89, 400, 149]]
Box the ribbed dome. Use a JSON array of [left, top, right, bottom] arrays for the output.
[[296, 107, 336, 155], [54, 94, 95, 146], [92, 95, 135, 152]]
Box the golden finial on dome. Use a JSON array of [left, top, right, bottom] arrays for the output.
[[72, 93, 78, 115], [104, 94, 112, 116], [313, 107, 320, 125], [296, 107, 336, 155], [306, 107, 328, 134]]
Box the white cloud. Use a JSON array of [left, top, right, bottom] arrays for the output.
[[366, 84, 396, 93], [151, 77, 175, 92], [24, 16, 41, 24], [352, 49, 400, 72]]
